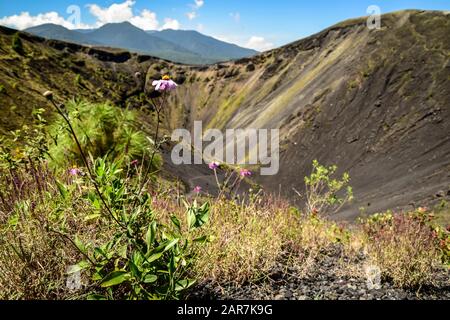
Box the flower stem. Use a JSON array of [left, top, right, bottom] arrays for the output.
[[132, 93, 166, 209]]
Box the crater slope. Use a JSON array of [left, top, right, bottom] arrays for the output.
[[0, 10, 449, 219]]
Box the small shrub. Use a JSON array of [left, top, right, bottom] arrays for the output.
[[48, 99, 161, 171], [302, 160, 353, 216], [12, 33, 24, 55], [71, 162, 211, 300]]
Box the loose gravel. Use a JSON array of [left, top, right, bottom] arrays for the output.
[[188, 248, 450, 300]]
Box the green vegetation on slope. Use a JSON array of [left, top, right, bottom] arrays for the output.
[[48, 99, 161, 171]]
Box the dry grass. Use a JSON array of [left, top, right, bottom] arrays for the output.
[[191, 196, 293, 284], [0, 166, 114, 299], [0, 167, 448, 299], [362, 212, 446, 289], [188, 196, 362, 285]]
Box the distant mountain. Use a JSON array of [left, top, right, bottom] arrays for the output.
[[23, 22, 257, 64], [151, 29, 258, 62], [73, 29, 96, 34], [85, 22, 205, 64], [25, 23, 100, 45]]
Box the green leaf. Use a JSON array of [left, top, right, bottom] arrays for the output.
[[145, 221, 157, 248], [56, 180, 68, 200], [7, 213, 19, 228], [171, 215, 181, 232], [74, 235, 87, 254], [164, 239, 179, 252], [143, 274, 157, 283], [87, 192, 101, 209], [94, 247, 107, 259], [147, 252, 163, 263], [67, 260, 90, 274], [187, 209, 196, 231], [175, 279, 196, 291], [193, 235, 209, 244], [100, 271, 131, 287], [92, 274, 102, 282], [84, 213, 101, 221], [118, 244, 128, 259], [132, 251, 143, 266], [196, 203, 210, 228], [129, 260, 141, 278], [168, 254, 176, 276]]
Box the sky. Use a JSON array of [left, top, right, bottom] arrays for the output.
[[0, 0, 449, 51]]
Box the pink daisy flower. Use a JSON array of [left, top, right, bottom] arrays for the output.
[[208, 162, 220, 170], [193, 186, 202, 194], [69, 167, 80, 176], [240, 169, 252, 177], [152, 75, 177, 92]]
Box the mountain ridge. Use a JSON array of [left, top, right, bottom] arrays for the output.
[[23, 22, 257, 64]]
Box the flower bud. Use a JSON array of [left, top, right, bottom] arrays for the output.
[[43, 91, 53, 100]]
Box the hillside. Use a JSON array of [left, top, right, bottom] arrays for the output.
[[164, 9, 450, 219], [1, 9, 449, 220], [23, 22, 257, 64]]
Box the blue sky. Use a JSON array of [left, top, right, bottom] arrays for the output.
[[1, 0, 449, 50]]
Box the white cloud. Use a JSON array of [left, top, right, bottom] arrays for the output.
[[0, 11, 90, 30], [194, 0, 204, 9], [87, 0, 135, 25], [211, 34, 274, 51], [0, 1, 182, 32], [129, 9, 159, 30], [161, 18, 180, 30], [246, 36, 274, 51], [230, 12, 240, 23], [186, 12, 197, 20], [186, 0, 204, 20], [88, 1, 177, 30]]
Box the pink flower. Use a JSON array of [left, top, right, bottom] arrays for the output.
[[152, 75, 177, 92], [131, 160, 139, 166], [240, 169, 252, 177], [193, 186, 202, 194], [208, 162, 220, 170], [69, 167, 80, 176]]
